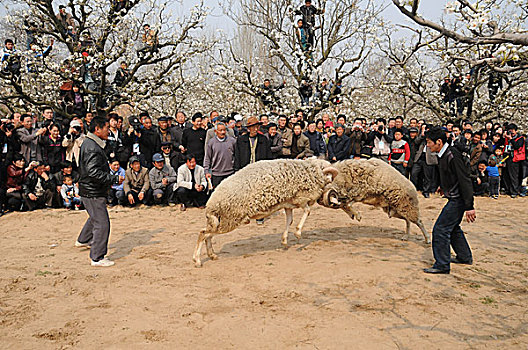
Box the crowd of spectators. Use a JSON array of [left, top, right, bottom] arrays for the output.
[[1, 107, 526, 217]]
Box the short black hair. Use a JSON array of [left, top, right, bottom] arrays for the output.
[[395, 115, 404, 122], [377, 118, 386, 125], [60, 161, 73, 169], [478, 160, 487, 166], [12, 153, 24, 163], [292, 122, 303, 129], [139, 111, 149, 118], [22, 113, 32, 121], [268, 122, 277, 129], [185, 154, 196, 162], [5, 39, 14, 45], [394, 128, 404, 135], [507, 123, 518, 131], [336, 114, 346, 122], [192, 112, 203, 122], [63, 174, 73, 181], [108, 112, 119, 121], [425, 126, 447, 144], [88, 117, 108, 133]]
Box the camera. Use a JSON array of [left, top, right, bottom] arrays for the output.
[[128, 115, 142, 133], [378, 125, 384, 132], [72, 125, 82, 133]]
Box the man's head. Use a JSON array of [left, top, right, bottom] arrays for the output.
[[176, 111, 186, 124], [59, 5, 66, 14], [388, 117, 396, 129], [463, 121, 473, 130], [191, 112, 202, 129], [293, 123, 303, 135], [108, 113, 119, 129], [507, 123, 518, 136], [322, 113, 330, 122], [409, 118, 418, 128], [335, 124, 344, 137], [409, 127, 418, 139], [42, 107, 53, 120], [130, 157, 141, 172], [463, 129, 473, 140], [186, 154, 196, 170], [260, 115, 269, 125], [60, 161, 73, 174], [296, 109, 304, 120], [143, 24, 150, 30], [278, 115, 288, 128], [452, 125, 461, 136], [109, 159, 120, 172], [263, 79, 270, 88], [394, 129, 403, 141], [120, 61, 127, 70], [425, 126, 448, 153], [214, 122, 227, 139], [89, 117, 110, 140], [297, 19, 303, 28], [152, 153, 165, 170], [158, 116, 168, 130], [395, 116, 404, 129], [472, 132, 481, 144], [22, 114, 33, 129], [336, 114, 346, 126], [13, 153, 25, 168], [35, 162, 47, 176], [478, 160, 487, 172], [142, 116, 152, 130], [63, 174, 73, 186], [209, 110, 219, 121], [307, 120, 316, 133], [246, 116, 261, 137], [268, 123, 278, 137], [5, 39, 14, 50]]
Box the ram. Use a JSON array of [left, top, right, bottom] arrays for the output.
[[321, 158, 430, 243], [193, 159, 338, 267]]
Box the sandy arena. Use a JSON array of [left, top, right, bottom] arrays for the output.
[[1, 196, 527, 349]]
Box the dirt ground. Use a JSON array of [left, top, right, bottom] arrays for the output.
[[1, 195, 527, 349]]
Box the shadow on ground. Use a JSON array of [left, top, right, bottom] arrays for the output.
[[108, 228, 163, 260]]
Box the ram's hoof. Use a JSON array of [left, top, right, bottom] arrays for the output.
[[209, 253, 218, 260]]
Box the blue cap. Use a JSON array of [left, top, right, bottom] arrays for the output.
[[152, 153, 164, 162]]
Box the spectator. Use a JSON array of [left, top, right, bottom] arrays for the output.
[[61, 174, 81, 210], [504, 124, 526, 198], [108, 159, 125, 206], [62, 119, 86, 168], [294, 0, 324, 49], [234, 116, 272, 171], [487, 157, 500, 199], [295, 19, 311, 53], [204, 116, 235, 150], [123, 156, 152, 206], [258, 79, 285, 108], [410, 124, 439, 198], [149, 153, 176, 205], [135, 115, 161, 168], [327, 123, 350, 162], [113, 61, 130, 87], [5, 154, 31, 211], [1, 39, 21, 80], [283, 123, 313, 159], [266, 123, 283, 159], [23, 161, 54, 211], [175, 154, 208, 211], [17, 114, 47, 162], [368, 118, 392, 163], [181, 112, 206, 166], [56, 5, 76, 40], [468, 132, 484, 172], [389, 129, 410, 176], [39, 124, 64, 173], [204, 122, 236, 189], [277, 115, 292, 141], [52, 160, 79, 205], [394, 116, 408, 138], [303, 120, 326, 158], [259, 114, 270, 134], [27, 39, 53, 74], [488, 71, 503, 103], [299, 79, 313, 105], [138, 24, 158, 57], [160, 141, 181, 172], [106, 113, 128, 169], [62, 84, 86, 117], [157, 116, 181, 149], [471, 160, 489, 196], [348, 118, 367, 159]]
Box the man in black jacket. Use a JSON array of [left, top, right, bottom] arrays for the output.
[[135, 116, 160, 169], [424, 127, 476, 274], [234, 116, 272, 171], [76, 117, 124, 267], [23, 162, 54, 210]]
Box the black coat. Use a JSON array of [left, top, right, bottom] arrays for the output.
[[234, 133, 272, 171], [327, 134, 351, 161], [23, 171, 54, 196], [138, 128, 161, 165], [78, 135, 118, 198]]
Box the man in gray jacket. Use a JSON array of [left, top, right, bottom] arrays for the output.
[[17, 114, 47, 162], [204, 122, 236, 189], [175, 154, 208, 210], [149, 153, 177, 205]]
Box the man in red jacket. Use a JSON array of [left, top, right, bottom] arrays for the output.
[[504, 124, 526, 198]]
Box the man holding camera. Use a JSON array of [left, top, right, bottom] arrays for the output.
[[349, 118, 367, 159], [368, 118, 392, 163], [63, 119, 85, 168]]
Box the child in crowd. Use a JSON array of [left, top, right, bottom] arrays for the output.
[[388, 128, 410, 176], [487, 158, 500, 199], [108, 159, 126, 206], [61, 174, 81, 209]]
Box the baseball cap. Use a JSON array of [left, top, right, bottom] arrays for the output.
[[152, 153, 164, 162]]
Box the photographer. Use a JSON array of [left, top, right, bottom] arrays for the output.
[[62, 119, 86, 168], [17, 114, 46, 163], [368, 118, 392, 163], [348, 118, 367, 159]]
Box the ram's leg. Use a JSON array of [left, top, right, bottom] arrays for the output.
[[205, 234, 218, 260], [416, 218, 431, 244], [294, 205, 310, 240], [402, 219, 410, 241], [282, 208, 293, 246], [342, 202, 361, 222], [193, 230, 207, 267]]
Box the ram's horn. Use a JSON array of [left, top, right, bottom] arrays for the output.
[[322, 167, 338, 181]]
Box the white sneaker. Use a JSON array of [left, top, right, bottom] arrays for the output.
[[91, 258, 115, 267], [75, 240, 91, 248]]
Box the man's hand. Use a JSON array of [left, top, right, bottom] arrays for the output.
[[118, 176, 125, 185], [162, 178, 168, 186], [7, 188, 15, 194], [195, 184, 203, 192], [28, 193, 37, 201], [36, 127, 47, 136], [465, 209, 476, 223], [205, 173, 212, 179], [477, 178, 481, 185], [138, 192, 144, 201], [41, 172, 49, 181], [403, 162, 408, 168], [128, 193, 135, 205]]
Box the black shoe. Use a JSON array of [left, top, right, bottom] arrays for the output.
[[423, 267, 450, 274], [423, 192, 430, 198], [451, 257, 473, 265]]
